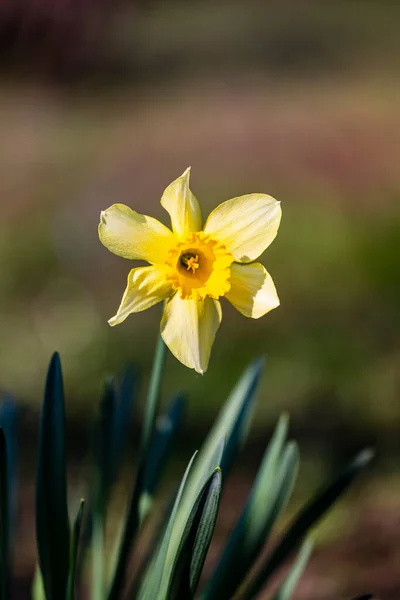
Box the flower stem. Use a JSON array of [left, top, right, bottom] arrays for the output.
[[141, 331, 167, 456]]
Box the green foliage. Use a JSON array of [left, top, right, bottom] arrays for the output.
[[0, 345, 373, 600]]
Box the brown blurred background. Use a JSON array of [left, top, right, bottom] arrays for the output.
[[0, 1, 399, 598]]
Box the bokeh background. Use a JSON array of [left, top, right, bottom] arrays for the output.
[[0, 1, 399, 598]]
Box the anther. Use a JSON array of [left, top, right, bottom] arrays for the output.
[[180, 252, 200, 274]]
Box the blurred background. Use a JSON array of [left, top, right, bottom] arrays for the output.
[[0, 0, 399, 598]]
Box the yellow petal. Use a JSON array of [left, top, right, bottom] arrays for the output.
[[99, 204, 175, 263], [204, 194, 281, 263], [160, 294, 222, 373], [109, 265, 173, 326], [226, 263, 280, 318], [160, 168, 202, 239]]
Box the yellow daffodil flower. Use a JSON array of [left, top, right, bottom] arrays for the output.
[[99, 168, 281, 374]]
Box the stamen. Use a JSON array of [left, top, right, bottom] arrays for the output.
[[186, 256, 199, 274], [180, 252, 200, 274]]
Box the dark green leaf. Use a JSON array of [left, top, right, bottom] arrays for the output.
[[0, 395, 17, 529], [67, 500, 85, 600], [242, 449, 374, 598], [221, 358, 264, 475], [140, 394, 186, 521], [0, 429, 10, 600], [203, 415, 295, 600], [36, 353, 70, 600], [138, 451, 198, 600], [111, 366, 139, 472], [168, 469, 222, 600], [76, 367, 139, 589]]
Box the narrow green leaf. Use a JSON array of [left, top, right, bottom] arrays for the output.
[[187, 469, 222, 594], [67, 500, 85, 600], [271, 538, 313, 600], [221, 358, 264, 475], [96, 378, 117, 493], [140, 394, 186, 521], [92, 508, 105, 600], [111, 366, 139, 472], [243, 449, 374, 598], [200, 358, 264, 483], [146, 360, 262, 600], [108, 334, 166, 600], [167, 469, 222, 600], [36, 352, 70, 600], [203, 415, 293, 600], [0, 429, 9, 600], [138, 451, 198, 600], [77, 368, 139, 589], [32, 568, 46, 600], [0, 396, 17, 529]]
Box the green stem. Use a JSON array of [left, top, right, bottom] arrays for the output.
[[141, 332, 167, 456], [107, 331, 167, 600]]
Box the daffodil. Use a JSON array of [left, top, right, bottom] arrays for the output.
[[99, 168, 281, 373]]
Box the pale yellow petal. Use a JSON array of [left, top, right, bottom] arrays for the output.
[[160, 294, 222, 373], [99, 204, 175, 263], [204, 194, 281, 263], [226, 263, 280, 318], [109, 266, 173, 326], [160, 168, 202, 239]]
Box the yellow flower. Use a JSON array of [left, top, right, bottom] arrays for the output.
[[98, 168, 281, 374]]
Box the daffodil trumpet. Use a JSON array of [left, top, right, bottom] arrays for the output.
[[99, 168, 281, 373]]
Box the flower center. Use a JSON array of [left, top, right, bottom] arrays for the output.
[[166, 232, 234, 300], [180, 252, 200, 274]]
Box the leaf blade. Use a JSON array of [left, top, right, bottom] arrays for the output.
[[271, 537, 313, 600], [167, 469, 223, 600], [242, 449, 373, 598], [0, 429, 9, 600], [36, 353, 70, 600], [67, 500, 85, 600], [203, 415, 295, 600]]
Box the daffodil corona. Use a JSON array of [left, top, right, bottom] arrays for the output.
[[99, 168, 281, 373]]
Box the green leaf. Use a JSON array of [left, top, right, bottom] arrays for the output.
[[242, 449, 374, 598], [0, 396, 17, 530], [145, 360, 261, 600], [220, 358, 264, 475], [92, 507, 105, 600], [137, 451, 198, 600], [67, 500, 85, 600], [271, 538, 313, 600], [168, 469, 222, 600], [203, 415, 296, 600], [111, 366, 140, 472], [36, 353, 70, 600], [77, 368, 139, 590], [0, 429, 10, 600], [95, 378, 117, 494], [140, 394, 186, 522], [95, 368, 139, 496], [32, 569, 46, 600], [189, 469, 222, 594]]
